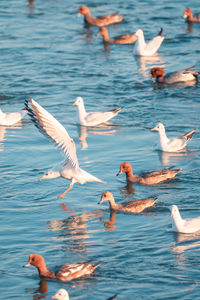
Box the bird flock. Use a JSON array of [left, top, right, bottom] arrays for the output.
[[1, 2, 200, 299]]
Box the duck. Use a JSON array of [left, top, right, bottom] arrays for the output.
[[98, 191, 158, 213], [24, 254, 100, 281], [134, 28, 164, 56], [171, 205, 200, 233], [150, 122, 196, 152], [183, 8, 200, 23], [97, 27, 137, 44], [78, 6, 123, 27], [150, 66, 200, 84], [0, 107, 26, 126], [117, 162, 181, 185], [51, 289, 69, 300], [73, 97, 123, 126], [25, 98, 105, 198]]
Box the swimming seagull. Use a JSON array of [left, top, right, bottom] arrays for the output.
[[134, 28, 164, 56], [150, 122, 196, 152], [73, 97, 123, 126], [25, 98, 105, 198], [0, 107, 26, 126], [51, 289, 69, 300], [171, 205, 200, 234]]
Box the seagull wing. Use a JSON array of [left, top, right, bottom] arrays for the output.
[[25, 98, 79, 169]]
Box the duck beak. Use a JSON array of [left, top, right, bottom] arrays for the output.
[[98, 198, 103, 204], [116, 170, 122, 176], [150, 127, 157, 131], [38, 175, 45, 181], [23, 262, 31, 267], [183, 14, 187, 19]]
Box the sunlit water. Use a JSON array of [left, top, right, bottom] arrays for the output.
[[0, 0, 200, 299]]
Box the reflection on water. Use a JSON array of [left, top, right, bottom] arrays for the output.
[[120, 182, 135, 196], [158, 149, 196, 166], [26, 279, 48, 300], [47, 211, 103, 253], [171, 232, 200, 254], [77, 124, 120, 150], [135, 54, 165, 79], [0, 123, 23, 152], [100, 210, 117, 231]]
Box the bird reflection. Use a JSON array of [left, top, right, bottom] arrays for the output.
[[135, 54, 165, 79], [0, 123, 23, 151], [171, 232, 200, 254], [100, 210, 117, 231], [47, 210, 103, 253], [26, 278, 48, 300], [158, 149, 196, 166], [120, 182, 135, 196], [77, 124, 120, 150]]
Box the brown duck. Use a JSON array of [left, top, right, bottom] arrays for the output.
[[24, 254, 100, 281], [99, 191, 158, 213], [117, 162, 181, 185], [183, 8, 200, 23], [98, 27, 137, 44], [78, 6, 123, 27]]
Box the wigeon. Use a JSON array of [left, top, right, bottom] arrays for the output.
[[171, 205, 200, 233], [25, 98, 105, 199], [24, 254, 100, 281], [78, 6, 123, 27], [51, 289, 69, 300], [99, 191, 158, 213], [150, 66, 200, 84], [150, 122, 196, 152], [183, 8, 200, 23], [97, 27, 137, 44], [73, 97, 123, 126], [0, 107, 26, 126], [117, 162, 181, 185], [134, 28, 164, 56]]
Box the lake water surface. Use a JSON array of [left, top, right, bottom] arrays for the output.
[[0, 0, 200, 299]]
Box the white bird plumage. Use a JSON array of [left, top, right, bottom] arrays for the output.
[[134, 28, 164, 56], [25, 98, 105, 198], [73, 97, 123, 126], [151, 122, 196, 152], [171, 205, 200, 234], [0, 107, 26, 126], [51, 289, 69, 300]]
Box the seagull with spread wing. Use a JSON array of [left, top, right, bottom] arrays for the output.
[[25, 98, 105, 198]]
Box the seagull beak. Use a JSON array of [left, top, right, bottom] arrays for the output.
[[23, 262, 31, 267], [116, 170, 122, 176], [38, 175, 45, 181], [51, 296, 57, 299], [171, 212, 173, 218], [150, 127, 157, 131], [72, 101, 77, 106]]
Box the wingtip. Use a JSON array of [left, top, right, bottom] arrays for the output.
[[158, 28, 163, 36]]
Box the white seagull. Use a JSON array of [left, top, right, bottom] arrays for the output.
[[25, 98, 105, 198], [73, 97, 123, 126], [134, 28, 164, 56], [0, 107, 26, 126], [150, 122, 196, 152], [171, 205, 200, 234], [51, 289, 69, 300]]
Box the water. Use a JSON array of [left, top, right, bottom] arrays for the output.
[[0, 0, 200, 299]]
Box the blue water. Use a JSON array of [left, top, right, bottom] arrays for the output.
[[0, 0, 200, 299]]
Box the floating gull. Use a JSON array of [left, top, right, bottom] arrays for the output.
[[25, 98, 105, 198], [171, 205, 200, 234], [134, 28, 164, 56], [151, 122, 196, 152], [73, 97, 122, 127], [0, 107, 26, 126], [51, 289, 69, 300]]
